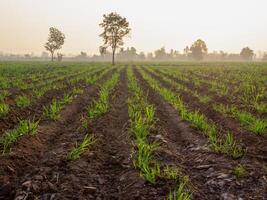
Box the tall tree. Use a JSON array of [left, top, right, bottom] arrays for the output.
[[99, 12, 131, 65], [139, 52, 146, 60], [189, 39, 208, 60], [44, 27, 65, 61], [240, 47, 254, 60], [154, 47, 167, 60], [147, 52, 154, 60], [184, 46, 190, 57]]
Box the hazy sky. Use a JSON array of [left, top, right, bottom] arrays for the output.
[[1, 0, 267, 55]]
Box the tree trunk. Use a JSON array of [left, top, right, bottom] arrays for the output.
[[112, 49, 115, 65], [51, 51, 54, 62]]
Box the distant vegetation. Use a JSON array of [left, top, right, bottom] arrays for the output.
[[0, 12, 266, 63]]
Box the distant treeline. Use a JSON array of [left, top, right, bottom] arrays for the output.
[[1, 47, 267, 62]]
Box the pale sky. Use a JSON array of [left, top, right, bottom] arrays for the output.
[[0, 0, 267, 55]]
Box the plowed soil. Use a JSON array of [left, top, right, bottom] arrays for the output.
[[134, 68, 267, 200], [0, 66, 266, 200], [144, 67, 267, 162]]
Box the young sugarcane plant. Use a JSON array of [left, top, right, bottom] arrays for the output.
[[0, 119, 39, 154], [15, 95, 31, 108], [43, 100, 62, 120], [87, 73, 119, 119], [66, 134, 96, 160], [0, 103, 9, 117], [168, 176, 191, 200], [140, 68, 245, 159]]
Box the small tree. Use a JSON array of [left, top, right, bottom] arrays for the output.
[[99, 12, 131, 65], [154, 47, 169, 60], [45, 27, 65, 61], [184, 46, 190, 57], [240, 47, 254, 60], [139, 52, 146, 60], [189, 39, 208, 60], [57, 53, 63, 62], [262, 53, 267, 61], [147, 52, 154, 60]]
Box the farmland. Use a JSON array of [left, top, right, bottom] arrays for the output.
[[0, 61, 266, 200]]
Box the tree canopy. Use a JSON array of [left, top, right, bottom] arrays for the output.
[[240, 47, 254, 60], [189, 39, 208, 60]]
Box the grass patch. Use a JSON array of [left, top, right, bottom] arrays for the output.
[[163, 165, 182, 181], [87, 73, 119, 119], [15, 95, 31, 107], [168, 177, 191, 200], [0, 103, 9, 117], [128, 68, 161, 183], [233, 164, 248, 178], [254, 102, 267, 113], [214, 104, 267, 135], [0, 90, 10, 102], [219, 132, 246, 159], [140, 69, 245, 159], [0, 119, 39, 154], [43, 100, 62, 120]]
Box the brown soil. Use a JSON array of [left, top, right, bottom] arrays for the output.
[[0, 68, 106, 134], [2, 68, 98, 112], [0, 69, 168, 200], [52, 69, 173, 200], [0, 69, 111, 199], [134, 67, 267, 200], [144, 67, 267, 162], [154, 68, 266, 118], [0, 67, 266, 200]]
